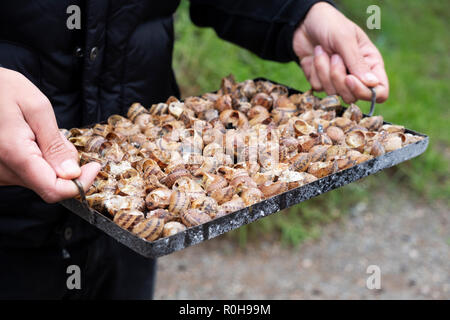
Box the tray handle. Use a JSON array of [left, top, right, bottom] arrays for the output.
[[368, 87, 376, 116]]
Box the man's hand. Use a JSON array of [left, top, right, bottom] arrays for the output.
[[293, 2, 389, 103], [0, 67, 100, 203]]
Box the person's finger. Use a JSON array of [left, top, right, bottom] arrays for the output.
[[313, 45, 336, 95], [15, 80, 81, 180], [345, 75, 373, 101], [300, 56, 313, 80], [367, 53, 389, 103], [334, 26, 379, 88], [309, 64, 323, 92], [11, 148, 100, 203], [330, 54, 356, 104]]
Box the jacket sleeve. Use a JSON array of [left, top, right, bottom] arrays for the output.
[[188, 0, 335, 63]]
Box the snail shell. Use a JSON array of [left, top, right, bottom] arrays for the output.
[[259, 181, 288, 198], [116, 177, 146, 197], [381, 124, 405, 134], [94, 176, 117, 194], [307, 161, 338, 178], [297, 135, 318, 152], [102, 142, 125, 162], [294, 119, 314, 136], [309, 145, 329, 162], [219, 109, 248, 129], [345, 130, 366, 151], [92, 124, 112, 137], [79, 152, 103, 166], [168, 191, 190, 214], [86, 193, 110, 213], [320, 110, 336, 121], [347, 150, 373, 164], [241, 187, 264, 206], [168, 101, 185, 118], [147, 208, 179, 223], [210, 185, 235, 205], [332, 117, 354, 132], [289, 152, 311, 172], [127, 102, 148, 122], [113, 209, 145, 231], [185, 96, 213, 114], [229, 170, 257, 189], [149, 102, 168, 115], [203, 129, 223, 146], [161, 168, 191, 188], [326, 145, 348, 160], [191, 196, 219, 218], [248, 105, 270, 120], [343, 104, 363, 122], [145, 188, 172, 210], [215, 94, 233, 112], [335, 157, 357, 170], [181, 209, 212, 227], [370, 140, 385, 157], [319, 95, 341, 111], [382, 133, 403, 152], [217, 195, 246, 217], [326, 126, 344, 144], [162, 221, 187, 237], [404, 133, 424, 145], [359, 116, 383, 131], [251, 92, 273, 109], [139, 159, 165, 180], [132, 217, 164, 241], [103, 195, 145, 217], [203, 173, 228, 194]]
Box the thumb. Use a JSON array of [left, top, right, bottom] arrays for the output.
[[335, 31, 379, 88], [41, 131, 82, 180], [17, 89, 81, 180]]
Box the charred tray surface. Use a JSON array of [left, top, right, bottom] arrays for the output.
[[60, 78, 429, 258]]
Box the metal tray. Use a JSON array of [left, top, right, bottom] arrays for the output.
[[60, 79, 429, 258]]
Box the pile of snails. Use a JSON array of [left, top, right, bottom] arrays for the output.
[[64, 75, 424, 242]]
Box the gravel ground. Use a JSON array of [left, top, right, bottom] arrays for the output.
[[154, 191, 449, 299]]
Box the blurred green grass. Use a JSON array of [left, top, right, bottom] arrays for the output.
[[172, 0, 450, 245]]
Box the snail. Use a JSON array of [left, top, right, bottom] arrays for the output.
[[181, 209, 212, 227], [113, 209, 145, 231], [132, 217, 164, 242], [162, 221, 187, 237]]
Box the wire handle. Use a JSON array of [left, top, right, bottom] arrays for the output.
[[368, 87, 376, 116], [72, 179, 90, 209]]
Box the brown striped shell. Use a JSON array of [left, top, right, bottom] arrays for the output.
[[147, 208, 179, 223], [289, 153, 311, 172], [145, 188, 172, 210], [113, 209, 145, 231], [343, 104, 363, 122], [132, 217, 164, 241], [258, 181, 288, 198], [168, 191, 190, 214], [181, 209, 212, 227]]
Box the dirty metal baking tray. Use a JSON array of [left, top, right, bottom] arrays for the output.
[[60, 79, 429, 258]]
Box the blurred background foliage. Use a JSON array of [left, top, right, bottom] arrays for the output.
[[172, 0, 450, 245]]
